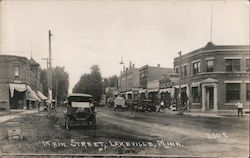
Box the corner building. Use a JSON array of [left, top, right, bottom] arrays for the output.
[[173, 42, 250, 112]]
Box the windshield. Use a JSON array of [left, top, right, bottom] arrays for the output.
[[67, 96, 92, 102], [71, 102, 90, 108]]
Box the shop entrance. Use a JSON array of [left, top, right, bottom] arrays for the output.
[[206, 87, 214, 110]]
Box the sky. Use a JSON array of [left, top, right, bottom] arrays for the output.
[[0, 0, 249, 92]]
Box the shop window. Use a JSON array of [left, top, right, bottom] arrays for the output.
[[247, 83, 250, 101], [192, 87, 200, 103], [226, 59, 240, 72], [193, 61, 200, 75], [226, 83, 240, 103], [14, 66, 20, 78], [246, 59, 250, 72], [206, 60, 214, 72]]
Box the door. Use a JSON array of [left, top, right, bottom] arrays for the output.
[[206, 87, 214, 110]]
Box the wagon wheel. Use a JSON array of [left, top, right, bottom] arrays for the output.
[[65, 116, 71, 130]]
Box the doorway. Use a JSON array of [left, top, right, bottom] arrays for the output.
[[206, 87, 214, 110]]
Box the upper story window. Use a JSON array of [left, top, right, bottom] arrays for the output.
[[246, 59, 250, 72], [193, 61, 200, 75], [175, 67, 179, 74], [14, 66, 20, 78], [206, 59, 214, 72], [182, 65, 187, 77], [225, 59, 240, 72]]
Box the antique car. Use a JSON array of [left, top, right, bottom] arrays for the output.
[[134, 99, 152, 112], [64, 93, 96, 130], [114, 96, 126, 111]]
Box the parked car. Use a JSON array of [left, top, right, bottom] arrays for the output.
[[170, 104, 177, 111], [114, 96, 126, 111], [64, 93, 96, 130], [135, 99, 151, 112]]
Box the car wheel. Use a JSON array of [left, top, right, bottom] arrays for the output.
[[65, 117, 70, 130]]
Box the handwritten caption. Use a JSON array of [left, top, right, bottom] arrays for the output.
[[41, 139, 184, 150], [206, 132, 229, 139]]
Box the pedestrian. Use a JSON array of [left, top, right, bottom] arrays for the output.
[[160, 100, 165, 112], [186, 97, 191, 112], [235, 101, 243, 117]]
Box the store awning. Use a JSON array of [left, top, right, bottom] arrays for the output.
[[9, 83, 27, 98], [37, 91, 48, 100], [148, 89, 159, 93], [139, 89, 147, 93], [27, 86, 41, 102], [159, 88, 172, 93]]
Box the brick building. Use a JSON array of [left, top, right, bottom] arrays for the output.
[[139, 64, 174, 100], [118, 63, 140, 100], [0, 55, 46, 110], [173, 42, 250, 112]]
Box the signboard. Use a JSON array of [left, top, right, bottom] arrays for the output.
[[190, 72, 250, 81]]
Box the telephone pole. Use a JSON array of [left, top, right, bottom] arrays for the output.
[[178, 51, 183, 115], [48, 30, 53, 117]]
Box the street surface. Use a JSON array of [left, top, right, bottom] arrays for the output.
[[0, 106, 249, 157]]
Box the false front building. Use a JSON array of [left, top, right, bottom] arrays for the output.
[[0, 55, 47, 110], [173, 42, 250, 112]]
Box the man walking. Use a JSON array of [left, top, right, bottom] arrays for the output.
[[235, 101, 243, 117]]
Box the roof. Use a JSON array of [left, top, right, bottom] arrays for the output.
[[29, 57, 40, 66], [0, 55, 28, 63], [67, 93, 93, 98], [174, 42, 250, 62]]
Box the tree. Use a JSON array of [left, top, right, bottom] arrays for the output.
[[102, 75, 118, 98], [40, 66, 69, 105], [73, 65, 103, 102], [52, 66, 69, 105]]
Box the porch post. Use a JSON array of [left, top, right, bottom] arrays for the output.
[[213, 83, 218, 112], [201, 84, 206, 111]]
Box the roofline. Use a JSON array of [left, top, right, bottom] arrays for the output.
[[174, 43, 250, 62], [0, 54, 28, 60]]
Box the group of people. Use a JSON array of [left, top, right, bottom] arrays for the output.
[[156, 97, 192, 113]]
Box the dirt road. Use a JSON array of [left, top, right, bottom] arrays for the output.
[[0, 107, 249, 157]]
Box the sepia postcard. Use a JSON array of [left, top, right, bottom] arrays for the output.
[[0, 0, 249, 157]]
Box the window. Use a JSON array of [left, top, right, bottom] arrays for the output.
[[193, 61, 200, 75], [226, 59, 240, 72], [246, 59, 250, 72], [206, 60, 214, 72], [247, 83, 250, 101], [14, 66, 20, 78], [182, 65, 187, 77], [175, 67, 179, 74], [192, 87, 200, 103], [226, 83, 240, 103]]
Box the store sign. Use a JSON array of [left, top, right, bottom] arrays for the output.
[[191, 72, 250, 80]]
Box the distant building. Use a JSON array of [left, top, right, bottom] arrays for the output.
[[139, 64, 174, 100], [173, 42, 250, 112], [118, 62, 140, 100], [0, 55, 46, 110]]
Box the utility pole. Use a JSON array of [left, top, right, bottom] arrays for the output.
[[48, 30, 53, 117], [178, 51, 183, 115]]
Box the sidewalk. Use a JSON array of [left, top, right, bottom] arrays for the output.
[[164, 109, 249, 119], [0, 110, 37, 123]]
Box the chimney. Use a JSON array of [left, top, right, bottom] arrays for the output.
[[123, 65, 125, 72], [129, 61, 132, 69], [132, 64, 135, 68], [157, 64, 160, 68]]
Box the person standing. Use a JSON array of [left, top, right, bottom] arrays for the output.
[[235, 101, 243, 117]]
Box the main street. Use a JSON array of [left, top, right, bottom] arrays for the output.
[[0, 107, 249, 157]]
